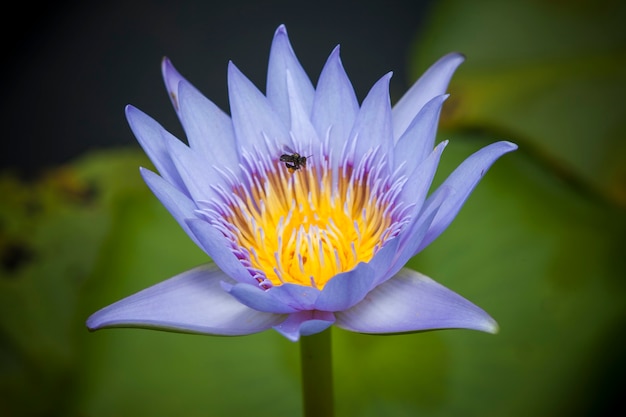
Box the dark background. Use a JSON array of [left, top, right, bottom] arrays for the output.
[[1, 0, 434, 177]]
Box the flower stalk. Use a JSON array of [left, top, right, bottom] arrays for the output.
[[300, 328, 334, 417]]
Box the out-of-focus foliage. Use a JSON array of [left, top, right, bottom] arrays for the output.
[[1, 0, 624, 416], [0, 151, 152, 416], [408, 0, 626, 209]]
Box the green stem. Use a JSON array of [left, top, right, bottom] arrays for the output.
[[300, 328, 334, 417]]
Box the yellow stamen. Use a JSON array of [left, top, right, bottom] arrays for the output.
[[225, 161, 394, 289]]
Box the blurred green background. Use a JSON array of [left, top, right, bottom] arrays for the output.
[[1, 0, 625, 416]]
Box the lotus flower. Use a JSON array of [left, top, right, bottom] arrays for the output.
[[87, 25, 517, 342]]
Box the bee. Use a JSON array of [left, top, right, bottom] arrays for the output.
[[279, 152, 310, 171]]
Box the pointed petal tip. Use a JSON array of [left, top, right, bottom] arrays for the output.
[[326, 45, 343, 65], [434, 139, 449, 153], [486, 318, 500, 334], [488, 140, 519, 158], [85, 309, 125, 332], [464, 309, 500, 334], [85, 315, 100, 332], [439, 52, 466, 67], [280, 331, 300, 342], [124, 104, 136, 117], [273, 311, 335, 342], [227, 60, 240, 75], [451, 51, 466, 60], [503, 140, 518, 151], [455, 306, 500, 334], [434, 314, 499, 334], [275, 24, 288, 36], [227, 61, 244, 86], [86, 310, 129, 332], [124, 104, 149, 123], [335, 269, 501, 336], [161, 56, 178, 78]]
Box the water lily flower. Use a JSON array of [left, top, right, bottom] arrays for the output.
[[87, 25, 517, 342]]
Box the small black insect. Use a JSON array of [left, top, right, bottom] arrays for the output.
[[280, 152, 310, 171]]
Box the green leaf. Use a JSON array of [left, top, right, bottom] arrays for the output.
[[0, 152, 145, 416], [408, 0, 626, 208]]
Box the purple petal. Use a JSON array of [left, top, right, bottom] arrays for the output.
[[185, 219, 254, 284], [393, 94, 449, 168], [396, 139, 448, 220], [266, 24, 314, 127], [392, 52, 465, 141], [314, 262, 376, 311], [228, 62, 289, 154], [361, 237, 400, 288], [266, 283, 321, 311], [348, 72, 394, 162], [390, 187, 450, 274], [311, 46, 359, 162], [87, 264, 285, 335], [416, 141, 518, 253], [335, 268, 498, 334], [161, 57, 186, 115], [286, 71, 320, 148], [164, 135, 220, 202], [178, 81, 239, 169], [140, 168, 201, 248], [385, 192, 445, 283], [273, 310, 335, 342], [125, 105, 187, 193], [223, 282, 303, 314]]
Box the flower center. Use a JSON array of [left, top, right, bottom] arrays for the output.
[[207, 152, 405, 290]]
